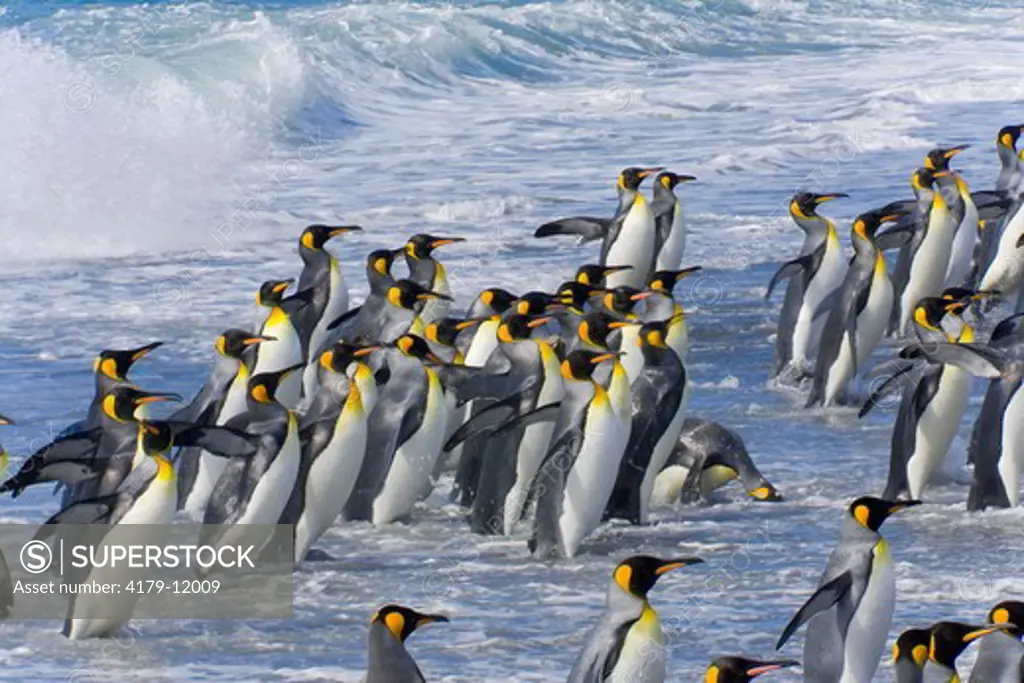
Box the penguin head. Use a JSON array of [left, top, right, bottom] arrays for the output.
[[300, 224, 361, 251], [102, 387, 181, 422], [248, 364, 304, 404], [405, 234, 465, 260], [477, 287, 518, 315], [647, 266, 702, 294], [575, 263, 632, 287], [386, 280, 453, 311], [514, 291, 559, 316], [851, 203, 910, 242], [138, 420, 175, 455], [612, 555, 704, 600], [603, 286, 651, 318], [578, 312, 627, 350], [256, 279, 294, 307], [893, 628, 930, 669], [556, 281, 598, 313], [988, 600, 1024, 638], [913, 297, 957, 332], [639, 319, 671, 351], [928, 621, 1009, 668], [911, 167, 937, 193], [848, 496, 920, 531], [617, 166, 663, 191], [93, 341, 163, 381], [424, 317, 484, 348], [747, 480, 783, 502], [319, 342, 380, 375], [367, 248, 401, 278], [789, 192, 847, 220], [998, 125, 1024, 151], [371, 604, 449, 643], [924, 144, 969, 172], [215, 330, 275, 360], [704, 657, 799, 683], [498, 314, 551, 343], [655, 171, 696, 191], [394, 334, 446, 364], [560, 349, 618, 381]]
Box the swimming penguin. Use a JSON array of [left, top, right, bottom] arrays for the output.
[[893, 628, 931, 683], [924, 622, 1010, 683], [403, 233, 465, 324], [644, 266, 702, 359], [175, 329, 274, 519], [807, 205, 909, 407], [0, 387, 180, 497], [280, 342, 379, 564], [650, 418, 782, 507], [535, 167, 664, 289], [201, 364, 305, 560], [530, 349, 631, 558], [251, 279, 314, 410], [767, 192, 849, 378], [605, 317, 689, 525], [969, 600, 1024, 683], [776, 496, 920, 683], [343, 335, 451, 526], [651, 171, 696, 271], [293, 223, 362, 402], [704, 657, 800, 683], [365, 604, 448, 683], [567, 555, 704, 683]]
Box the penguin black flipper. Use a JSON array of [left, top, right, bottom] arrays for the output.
[[765, 253, 815, 299], [438, 364, 512, 407], [534, 217, 611, 243], [170, 423, 260, 459], [859, 361, 920, 418], [326, 305, 362, 332], [35, 493, 122, 534], [0, 429, 104, 496], [968, 377, 1021, 510], [443, 391, 527, 452], [874, 222, 915, 252], [911, 342, 1005, 378], [776, 571, 854, 650], [971, 190, 1013, 222]]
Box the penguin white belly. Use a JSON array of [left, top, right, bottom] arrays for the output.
[[651, 465, 689, 506], [907, 366, 970, 499], [666, 309, 689, 360], [998, 385, 1024, 507], [854, 266, 892, 369], [638, 381, 690, 523], [824, 335, 855, 406], [839, 540, 894, 683], [901, 220, 955, 336], [372, 371, 448, 525], [420, 264, 451, 323], [606, 606, 666, 683], [558, 402, 630, 557], [792, 236, 847, 367], [183, 370, 250, 520], [238, 418, 301, 530], [294, 404, 368, 562], [303, 260, 347, 400], [945, 203, 978, 288], [655, 202, 685, 271], [619, 325, 644, 384], [255, 308, 304, 410], [606, 200, 655, 289], [981, 206, 1024, 294], [464, 320, 499, 367], [503, 346, 565, 535]]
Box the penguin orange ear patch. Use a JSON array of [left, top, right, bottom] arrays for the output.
[[613, 564, 632, 593], [251, 384, 271, 403], [854, 504, 870, 528], [703, 664, 720, 683], [992, 607, 1010, 624], [384, 611, 405, 640]]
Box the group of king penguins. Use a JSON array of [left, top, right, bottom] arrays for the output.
[[769, 123, 1024, 512], [0, 136, 1020, 682]]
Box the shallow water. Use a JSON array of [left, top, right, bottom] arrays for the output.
[[1, 0, 1023, 680]]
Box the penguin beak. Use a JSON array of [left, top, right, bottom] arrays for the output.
[[328, 225, 362, 237], [654, 557, 704, 575], [428, 237, 465, 249], [630, 291, 653, 302], [243, 336, 276, 346], [675, 266, 703, 280], [944, 144, 970, 159], [746, 660, 800, 677], [417, 290, 454, 302], [606, 321, 634, 330], [454, 318, 485, 331], [415, 613, 450, 627], [675, 174, 697, 183], [814, 193, 848, 204], [932, 170, 950, 178], [601, 265, 633, 276], [591, 352, 623, 364], [353, 345, 382, 357], [0, 413, 14, 426], [129, 341, 164, 362], [527, 316, 553, 329], [962, 624, 1012, 643], [272, 279, 294, 294], [135, 391, 182, 405], [636, 167, 664, 180], [887, 500, 922, 515]]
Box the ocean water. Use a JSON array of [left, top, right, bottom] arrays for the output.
[[1, 0, 1023, 680]]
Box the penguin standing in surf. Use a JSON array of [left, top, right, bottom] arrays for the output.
[[923, 622, 1010, 683], [767, 192, 849, 379], [969, 600, 1024, 683], [530, 349, 631, 558], [325, 247, 402, 343], [567, 555, 703, 683], [293, 223, 362, 403], [365, 604, 448, 683], [776, 496, 920, 683], [807, 205, 908, 407], [251, 279, 314, 410], [535, 166, 664, 289], [403, 233, 465, 324], [651, 170, 696, 271]]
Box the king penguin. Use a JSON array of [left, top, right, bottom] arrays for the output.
[[767, 191, 849, 378], [175, 329, 273, 520], [365, 604, 448, 683], [644, 266, 702, 359], [280, 342, 380, 564], [893, 627, 931, 683], [535, 167, 664, 289], [651, 171, 696, 271], [403, 233, 465, 324], [294, 223, 362, 402], [567, 555, 704, 683], [807, 205, 908, 407], [530, 349, 631, 558], [77, 341, 164, 432], [924, 622, 1010, 683], [969, 600, 1024, 683], [776, 496, 920, 683], [704, 657, 799, 683], [325, 247, 403, 342], [251, 279, 313, 410]]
